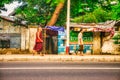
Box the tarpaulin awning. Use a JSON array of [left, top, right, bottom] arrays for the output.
[[45, 26, 64, 32], [46, 29, 58, 36]]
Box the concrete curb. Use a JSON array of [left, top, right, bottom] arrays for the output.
[[0, 55, 120, 62]]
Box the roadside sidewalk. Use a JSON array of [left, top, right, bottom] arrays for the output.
[[0, 54, 120, 62]]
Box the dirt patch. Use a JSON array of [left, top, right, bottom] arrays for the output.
[[0, 49, 31, 54]]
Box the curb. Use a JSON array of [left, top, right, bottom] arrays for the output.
[[0, 55, 120, 62]]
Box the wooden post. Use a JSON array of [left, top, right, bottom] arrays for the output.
[[43, 29, 46, 54]]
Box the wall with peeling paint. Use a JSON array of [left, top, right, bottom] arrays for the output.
[[0, 20, 37, 53], [102, 30, 120, 54]]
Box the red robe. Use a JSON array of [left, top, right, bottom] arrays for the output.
[[33, 32, 43, 52]]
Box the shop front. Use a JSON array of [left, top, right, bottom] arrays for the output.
[[69, 21, 117, 55], [69, 28, 93, 54]]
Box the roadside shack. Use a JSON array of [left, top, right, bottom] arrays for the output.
[[69, 22, 116, 55]]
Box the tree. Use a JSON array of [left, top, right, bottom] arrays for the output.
[[15, 0, 52, 26], [14, 0, 66, 27], [47, 0, 65, 26], [0, 0, 12, 7], [111, 2, 120, 20], [72, 0, 120, 23], [1, 0, 120, 26]]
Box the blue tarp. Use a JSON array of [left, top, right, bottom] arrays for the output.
[[46, 26, 64, 32]]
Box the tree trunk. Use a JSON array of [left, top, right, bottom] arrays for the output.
[[47, 2, 65, 26]]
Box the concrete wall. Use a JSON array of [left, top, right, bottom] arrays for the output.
[[0, 20, 37, 53], [0, 20, 22, 49], [0, 19, 38, 53], [93, 32, 101, 55], [29, 28, 37, 52], [21, 27, 26, 50], [102, 31, 120, 54], [20, 27, 37, 52], [25, 29, 29, 50], [0, 20, 21, 33]]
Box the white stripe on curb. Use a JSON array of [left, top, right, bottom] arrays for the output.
[[0, 67, 120, 70]]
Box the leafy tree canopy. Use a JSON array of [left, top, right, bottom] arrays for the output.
[[0, 0, 12, 7], [1, 0, 120, 26], [71, 0, 120, 23]]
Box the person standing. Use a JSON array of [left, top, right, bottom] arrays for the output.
[[78, 28, 84, 56], [33, 26, 44, 56]]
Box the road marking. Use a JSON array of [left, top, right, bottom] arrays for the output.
[[0, 67, 120, 70]]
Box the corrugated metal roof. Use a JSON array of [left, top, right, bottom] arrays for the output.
[[70, 21, 116, 29], [0, 15, 27, 27]]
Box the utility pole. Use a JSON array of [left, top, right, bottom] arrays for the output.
[[66, 0, 70, 54]]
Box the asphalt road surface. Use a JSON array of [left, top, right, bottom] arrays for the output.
[[0, 62, 120, 80]]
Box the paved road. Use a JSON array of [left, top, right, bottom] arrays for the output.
[[0, 62, 120, 80]]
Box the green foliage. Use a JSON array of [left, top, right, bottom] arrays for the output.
[[73, 7, 112, 23], [112, 32, 120, 44], [72, 16, 84, 23], [46, 0, 65, 6], [111, 3, 120, 20], [0, 0, 13, 7], [83, 13, 98, 23], [55, 1, 67, 26], [1, 0, 120, 26], [15, 0, 54, 26], [70, 0, 99, 17], [72, 0, 120, 23], [113, 32, 120, 39], [93, 8, 111, 22], [15, 0, 66, 26]]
